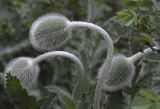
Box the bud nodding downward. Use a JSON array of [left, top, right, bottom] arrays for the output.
[[4, 51, 84, 100], [30, 13, 114, 109], [30, 13, 71, 51], [5, 57, 40, 88], [103, 55, 135, 91]]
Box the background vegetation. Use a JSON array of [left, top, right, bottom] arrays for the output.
[[0, 0, 160, 109]]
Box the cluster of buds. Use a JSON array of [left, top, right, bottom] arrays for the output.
[[4, 13, 159, 109]]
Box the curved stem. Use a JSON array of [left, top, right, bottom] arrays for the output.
[[67, 21, 114, 109], [33, 51, 84, 99], [0, 39, 30, 57], [127, 47, 158, 64]]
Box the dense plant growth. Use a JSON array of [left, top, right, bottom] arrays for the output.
[[0, 0, 160, 109]]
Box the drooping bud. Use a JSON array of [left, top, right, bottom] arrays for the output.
[[5, 57, 40, 88], [103, 55, 135, 91], [30, 13, 71, 51]]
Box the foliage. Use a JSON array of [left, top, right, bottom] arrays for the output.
[[0, 0, 160, 109], [5, 73, 40, 109], [132, 89, 160, 109]]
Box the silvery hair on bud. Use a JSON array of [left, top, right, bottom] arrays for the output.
[[5, 57, 40, 88], [30, 13, 71, 51], [103, 55, 135, 91]]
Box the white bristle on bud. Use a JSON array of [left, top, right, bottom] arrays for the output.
[[30, 13, 71, 51], [103, 55, 135, 92], [5, 57, 40, 88]]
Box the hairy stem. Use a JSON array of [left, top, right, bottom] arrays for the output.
[[67, 21, 114, 109], [33, 51, 84, 100], [127, 47, 158, 63]]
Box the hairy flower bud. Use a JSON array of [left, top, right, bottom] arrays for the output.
[[30, 13, 71, 51], [103, 55, 135, 91], [29, 13, 115, 109], [5, 57, 40, 88]]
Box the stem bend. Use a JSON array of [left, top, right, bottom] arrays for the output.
[[33, 51, 84, 100], [67, 21, 114, 109]]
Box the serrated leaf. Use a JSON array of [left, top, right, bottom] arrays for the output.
[[5, 73, 40, 109]]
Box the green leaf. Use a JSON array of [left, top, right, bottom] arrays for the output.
[[116, 11, 137, 26], [5, 73, 40, 109], [116, 11, 132, 21], [132, 103, 152, 109], [148, 103, 160, 109], [132, 97, 151, 106], [135, 33, 153, 43], [124, 0, 140, 9], [132, 98, 160, 109], [141, 0, 154, 11], [139, 89, 160, 102], [58, 90, 75, 109]]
